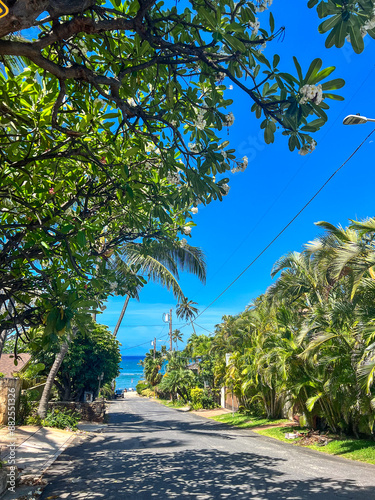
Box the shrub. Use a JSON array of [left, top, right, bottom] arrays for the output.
[[136, 381, 149, 395], [17, 390, 40, 424], [190, 387, 219, 410], [190, 387, 204, 409], [99, 382, 114, 399], [41, 408, 80, 430], [24, 415, 42, 426], [141, 388, 155, 398]]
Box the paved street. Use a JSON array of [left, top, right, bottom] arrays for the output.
[[41, 396, 375, 499]]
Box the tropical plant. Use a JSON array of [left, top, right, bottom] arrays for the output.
[[0, 0, 346, 350], [176, 297, 199, 333], [141, 350, 164, 387], [172, 329, 183, 351], [112, 240, 206, 337]]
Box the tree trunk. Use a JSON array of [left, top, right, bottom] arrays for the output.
[[191, 320, 196, 335], [113, 294, 130, 337], [37, 336, 71, 419], [0, 330, 7, 359]]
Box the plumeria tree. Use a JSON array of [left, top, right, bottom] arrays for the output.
[[308, 0, 375, 54], [0, 0, 346, 349]]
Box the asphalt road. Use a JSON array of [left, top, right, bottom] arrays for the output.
[[41, 396, 375, 499]]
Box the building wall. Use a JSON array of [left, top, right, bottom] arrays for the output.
[[221, 387, 239, 412], [0, 378, 21, 425]]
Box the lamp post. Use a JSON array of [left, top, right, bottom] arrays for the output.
[[343, 114, 375, 125]]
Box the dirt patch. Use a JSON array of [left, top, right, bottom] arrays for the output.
[[250, 421, 295, 432], [191, 408, 231, 418]]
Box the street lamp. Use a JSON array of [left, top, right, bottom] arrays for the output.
[[343, 114, 375, 125]]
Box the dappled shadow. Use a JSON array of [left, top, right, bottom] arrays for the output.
[[41, 399, 375, 499], [105, 402, 254, 443], [42, 445, 373, 499]]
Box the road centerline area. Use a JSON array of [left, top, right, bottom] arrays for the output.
[[41, 396, 375, 499]]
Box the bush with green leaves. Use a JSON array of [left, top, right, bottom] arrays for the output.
[[190, 387, 219, 410], [141, 388, 155, 398], [41, 408, 80, 430], [136, 381, 149, 395], [17, 390, 40, 424]]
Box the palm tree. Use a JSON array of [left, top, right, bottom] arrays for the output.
[[176, 297, 199, 334], [111, 240, 206, 337], [172, 329, 183, 351], [141, 350, 164, 386]]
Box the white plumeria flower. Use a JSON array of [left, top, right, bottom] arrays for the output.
[[224, 112, 235, 127], [191, 207, 198, 214], [188, 142, 201, 153], [180, 238, 187, 247], [298, 140, 317, 156], [221, 184, 230, 196], [299, 84, 324, 105], [183, 226, 192, 235]]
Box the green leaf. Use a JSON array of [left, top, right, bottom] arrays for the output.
[[318, 14, 341, 34], [304, 58, 322, 84], [349, 25, 365, 54], [293, 57, 303, 83], [76, 231, 86, 248], [269, 11, 275, 32], [323, 93, 345, 101], [321, 78, 345, 90]]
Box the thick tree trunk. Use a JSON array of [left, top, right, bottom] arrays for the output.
[[113, 294, 130, 337], [37, 336, 71, 419], [0, 330, 7, 360]]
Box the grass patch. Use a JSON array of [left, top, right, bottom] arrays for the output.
[[158, 399, 189, 409], [210, 412, 289, 429], [256, 426, 375, 465]]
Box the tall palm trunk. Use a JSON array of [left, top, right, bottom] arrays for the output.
[[37, 334, 71, 419], [113, 295, 130, 337]]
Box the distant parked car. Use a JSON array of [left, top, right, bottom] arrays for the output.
[[115, 389, 123, 399]]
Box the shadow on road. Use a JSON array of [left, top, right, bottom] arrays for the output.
[[41, 402, 375, 499]]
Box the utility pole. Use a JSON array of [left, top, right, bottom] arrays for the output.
[[153, 337, 156, 359], [169, 308, 173, 352]]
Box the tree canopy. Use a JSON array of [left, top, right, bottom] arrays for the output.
[[31, 322, 121, 401], [0, 0, 349, 344]]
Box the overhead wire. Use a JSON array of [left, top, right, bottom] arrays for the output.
[[181, 126, 375, 326], [191, 65, 375, 304]]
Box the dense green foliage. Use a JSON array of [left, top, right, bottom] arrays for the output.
[[31, 322, 121, 401], [196, 218, 375, 437], [308, 1, 375, 54], [0, 0, 345, 347], [41, 408, 81, 431]]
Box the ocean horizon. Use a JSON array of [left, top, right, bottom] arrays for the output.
[[115, 355, 145, 390]]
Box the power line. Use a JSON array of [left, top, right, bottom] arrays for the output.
[[191, 66, 375, 305], [121, 330, 169, 351], [194, 323, 215, 335], [191, 127, 375, 323]]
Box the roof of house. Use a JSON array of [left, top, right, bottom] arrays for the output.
[[187, 362, 200, 371], [0, 353, 32, 378]]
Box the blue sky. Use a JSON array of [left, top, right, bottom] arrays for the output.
[[99, 1, 375, 355]]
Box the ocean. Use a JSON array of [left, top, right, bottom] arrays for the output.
[[115, 355, 145, 390]]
